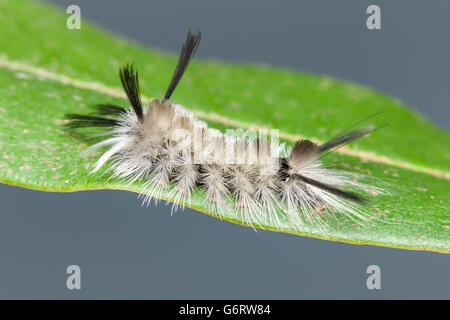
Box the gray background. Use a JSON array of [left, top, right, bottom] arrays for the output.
[[0, 0, 448, 299]]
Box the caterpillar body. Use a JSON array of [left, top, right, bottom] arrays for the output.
[[66, 30, 382, 232]]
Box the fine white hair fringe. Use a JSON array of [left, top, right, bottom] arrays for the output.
[[65, 30, 387, 234]]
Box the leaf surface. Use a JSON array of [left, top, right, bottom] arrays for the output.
[[0, 0, 448, 253]]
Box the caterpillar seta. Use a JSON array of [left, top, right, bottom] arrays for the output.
[[66, 30, 384, 232]]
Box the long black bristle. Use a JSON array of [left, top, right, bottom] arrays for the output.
[[164, 30, 201, 100], [65, 114, 120, 129], [317, 113, 386, 154], [318, 127, 374, 153], [317, 123, 389, 163], [292, 173, 369, 204], [92, 103, 127, 117], [119, 64, 144, 121]]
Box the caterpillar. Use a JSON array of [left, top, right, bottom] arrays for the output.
[[66, 30, 383, 232]]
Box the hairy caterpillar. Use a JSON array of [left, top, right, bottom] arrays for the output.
[[66, 30, 383, 231]]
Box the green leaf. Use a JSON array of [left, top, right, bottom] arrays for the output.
[[0, 0, 449, 253]]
